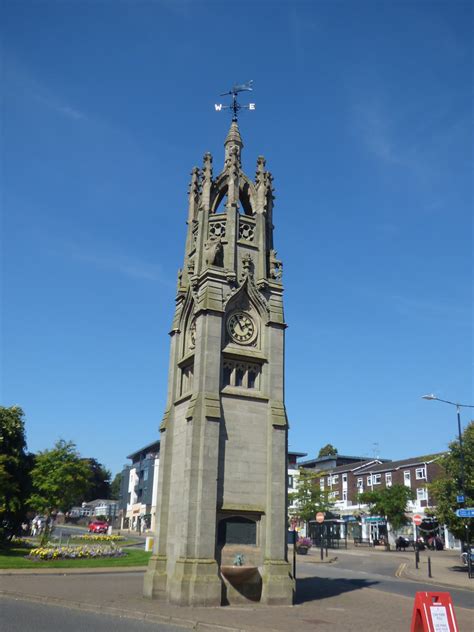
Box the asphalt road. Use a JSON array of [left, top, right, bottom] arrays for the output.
[[296, 551, 474, 610], [0, 596, 188, 632]]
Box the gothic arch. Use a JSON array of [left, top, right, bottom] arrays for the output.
[[210, 172, 257, 215], [224, 276, 270, 335], [178, 288, 197, 358]]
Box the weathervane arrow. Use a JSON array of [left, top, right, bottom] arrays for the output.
[[214, 80, 256, 122]]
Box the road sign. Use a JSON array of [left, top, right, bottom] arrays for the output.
[[455, 508, 474, 518], [413, 514, 423, 526], [316, 512, 325, 523], [456, 495, 465, 503]]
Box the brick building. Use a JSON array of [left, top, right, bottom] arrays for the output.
[[313, 453, 445, 543]]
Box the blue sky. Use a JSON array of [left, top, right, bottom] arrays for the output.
[[2, 1, 472, 476]]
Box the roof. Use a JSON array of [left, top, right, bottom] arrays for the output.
[[86, 499, 118, 506], [355, 453, 445, 475], [126, 439, 160, 461], [299, 454, 378, 467], [318, 460, 384, 475], [288, 451, 308, 458]]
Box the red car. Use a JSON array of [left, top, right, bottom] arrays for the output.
[[88, 520, 108, 534]]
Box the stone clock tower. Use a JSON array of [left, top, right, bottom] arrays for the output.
[[144, 121, 294, 606]]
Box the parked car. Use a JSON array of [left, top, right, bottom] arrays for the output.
[[88, 520, 108, 534]]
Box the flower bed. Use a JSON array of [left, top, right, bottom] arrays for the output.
[[10, 537, 35, 548], [76, 534, 124, 543], [26, 545, 125, 561]]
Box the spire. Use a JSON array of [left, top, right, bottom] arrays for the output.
[[224, 121, 243, 164]]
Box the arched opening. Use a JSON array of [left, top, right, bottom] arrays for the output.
[[211, 186, 227, 214], [239, 181, 254, 215]]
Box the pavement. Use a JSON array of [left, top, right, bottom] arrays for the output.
[[0, 548, 472, 632]]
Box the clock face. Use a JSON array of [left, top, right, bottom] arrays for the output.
[[227, 312, 256, 344]]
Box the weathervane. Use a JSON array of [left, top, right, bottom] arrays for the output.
[[214, 80, 256, 122]]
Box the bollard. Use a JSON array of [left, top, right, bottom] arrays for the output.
[[292, 530, 296, 580], [428, 556, 432, 578], [415, 548, 419, 569], [320, 538, 324, 561], [325, 540, 328, 558]]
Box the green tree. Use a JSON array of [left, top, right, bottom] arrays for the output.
[[429, 421, 474, 542], [0, 406, 33, 541], [29, 440, 90, 544], [83, 458, 112, 501], [318, 444, 338, 458], [359, 484, 415, 539], [288, 468, 332, 524], [110, 472, 122, 500]]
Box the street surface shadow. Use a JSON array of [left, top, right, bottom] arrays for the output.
[[295, 575, 378, 604], [448, 565, 470, 573]]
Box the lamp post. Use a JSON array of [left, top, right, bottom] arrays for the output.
[[422, 394, 473, 555]]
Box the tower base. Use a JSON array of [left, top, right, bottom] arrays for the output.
[[143, 555, 168, 600], [145, 557, 222, 606], [260, 560, 295, 605]]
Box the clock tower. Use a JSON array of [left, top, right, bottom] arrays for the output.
[[144, 121, 294, 606]]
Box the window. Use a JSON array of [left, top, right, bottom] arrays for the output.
[[417, 488, 428, 502], [367, 475, 372, 486], [223, 365, 232, 386], [320, 478, 325, 490], [143, 469, 149, 481], [248, 369, 257, 389], [329, 491, 339, 499], [180, 363, 194, 395], [342, 474, 348, 484], [288, 475, 294, 489], [235, 367, 244, 387], [416, 467, 426, 480], [357, 477, 363, 489], [342, 490, 348, 501], [332, 475, 339, 484], [385, 472, 392, 487], [372, 474, 381, 485], [404, 471, 411, 487], [222, 359, 261, 390]]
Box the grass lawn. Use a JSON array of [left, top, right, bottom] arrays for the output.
[[0, 546, 152, 569]]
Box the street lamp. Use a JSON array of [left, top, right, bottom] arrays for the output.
[[421, 394, 474, 504], [422, 394, 474, 559]]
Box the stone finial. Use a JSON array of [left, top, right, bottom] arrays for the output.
[[202, 152, 213, 181], [256, 156, 266, 186], [224, 121, 243, 165], [188, 167, 200, 198], [242, 253, 254, 277]]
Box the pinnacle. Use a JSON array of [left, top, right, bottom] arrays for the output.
[[224, 121, 243, 148]]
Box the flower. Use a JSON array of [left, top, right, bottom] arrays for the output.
[[295, 537, 312, 549], [25, 543, 125, 561]]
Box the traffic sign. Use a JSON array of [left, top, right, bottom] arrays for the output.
[[456, 495, 465, 503], [316, 512, 325, 523], [413, 514, 423, 526], [455, 508, 474, 518]]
